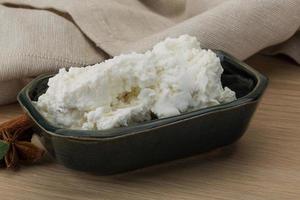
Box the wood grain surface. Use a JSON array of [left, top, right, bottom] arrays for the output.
[[0, 54, 299, 200]]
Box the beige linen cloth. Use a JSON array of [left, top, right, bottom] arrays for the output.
[[0, 0, 299, 105]]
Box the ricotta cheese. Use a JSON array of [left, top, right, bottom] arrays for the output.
[[36, 35, 236, 130]]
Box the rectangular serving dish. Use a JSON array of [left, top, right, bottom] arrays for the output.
[[18, 51, 268, 174]]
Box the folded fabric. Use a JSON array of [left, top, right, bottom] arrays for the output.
[[0, 0, 299, 105]]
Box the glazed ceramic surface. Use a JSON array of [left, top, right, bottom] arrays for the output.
[[18, 51, 268, 174]]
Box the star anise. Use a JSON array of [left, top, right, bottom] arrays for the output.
[[0, 114, 45, 169]]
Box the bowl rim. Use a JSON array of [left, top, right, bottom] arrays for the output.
[[17, 50, 268, 140]]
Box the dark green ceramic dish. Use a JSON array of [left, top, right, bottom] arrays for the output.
[[18, 51, 268, 174]]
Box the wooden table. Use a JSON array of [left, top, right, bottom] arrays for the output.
[[0, 54, 299, 200]]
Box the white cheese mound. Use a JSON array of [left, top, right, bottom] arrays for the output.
[[36, 35, 236, 130]]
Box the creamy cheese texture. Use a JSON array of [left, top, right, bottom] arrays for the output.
[[36, 35, 236, 130]]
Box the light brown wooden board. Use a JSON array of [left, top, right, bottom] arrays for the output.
[[0, 55, 299, 200]]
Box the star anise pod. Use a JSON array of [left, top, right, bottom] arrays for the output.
[[0, 114, 45, 169]]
